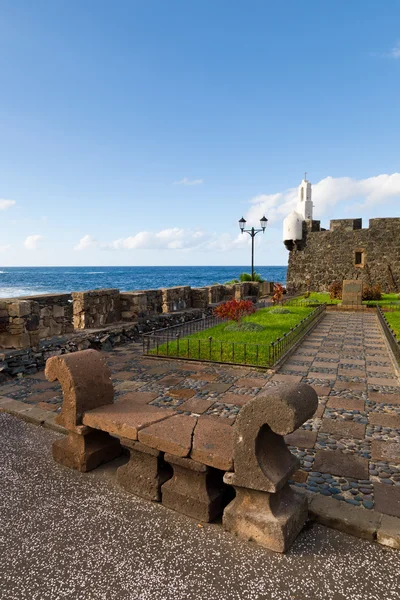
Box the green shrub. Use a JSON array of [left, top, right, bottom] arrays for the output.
[[269, 307, 291, 314], [239, 272, 265, 283]]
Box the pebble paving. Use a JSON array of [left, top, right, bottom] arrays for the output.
[[1, 311, 400, 516]]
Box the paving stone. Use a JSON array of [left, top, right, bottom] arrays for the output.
[[320, 419, 366, 440], [308, 494, 381, 542], [310, 385, 332, 397], [368, 376, 400, 386], [191, 416, 233, 471], [200, 382, 233, 394], [314, 450, 369, 479], [327, 397, 365, 411], [167, 388, 196, 400], [377, 514, 400, 549], [291, 469, 308, 483], [368, 413, 400, 429], [371, 440, 400, 462], [158, 376, 185, 386], [218, 392, 250, 406], [368, 392, 400, 405], [374, 483, 400, 518], [115, 391, 159, 405], [179, 397, 216, 414], [285, 429, 317, 449], [138, 414, 197, 457], [270, 374, 303, 383], [234, 377, 267, 388], [333, 381, 367, 392], [37, 401, 60, 412]]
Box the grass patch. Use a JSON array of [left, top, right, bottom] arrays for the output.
[[294, 292, 400, 307], [385, 311, 400, 341], [148, 306, 314, 366]]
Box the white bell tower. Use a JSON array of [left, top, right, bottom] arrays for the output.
[[297, 173, 313, 220]]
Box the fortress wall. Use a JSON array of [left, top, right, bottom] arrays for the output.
[[287, 218, 400, 294]]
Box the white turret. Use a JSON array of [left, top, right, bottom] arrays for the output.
[[297, 176, 313, 220], [283, 175, 313, 250]]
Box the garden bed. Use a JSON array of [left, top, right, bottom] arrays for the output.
[[144, 305, 325, 367]]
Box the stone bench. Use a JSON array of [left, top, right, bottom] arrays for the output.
[[45, 349, 317, 553]]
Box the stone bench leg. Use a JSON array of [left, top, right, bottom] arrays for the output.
[[222, 478, 308, 553], [162, 453, 225, 522], [53, 429, 121, 473], [117, 440, 172, 502]]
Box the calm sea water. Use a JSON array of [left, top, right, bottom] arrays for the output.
[[0, 266, 288, 299]]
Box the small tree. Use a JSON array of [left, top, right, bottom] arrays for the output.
[[214, 299, 256, 325], [363, 284, 382, 301], [329, 281, 342, 300], [272, 283, 284, 304]]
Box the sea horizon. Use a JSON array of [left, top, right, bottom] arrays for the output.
[[0, 265, 288, 299]]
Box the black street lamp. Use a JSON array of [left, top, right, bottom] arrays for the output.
[[239, 216, 268, 281]]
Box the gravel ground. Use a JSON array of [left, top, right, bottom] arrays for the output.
[[1, 413, 400, 600]]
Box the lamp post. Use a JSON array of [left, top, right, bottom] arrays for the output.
[[238, 216, 268, 281]]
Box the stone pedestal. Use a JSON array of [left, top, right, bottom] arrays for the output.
[[342, 280, 363, 307], [52, 429, 121, 473], [223, 480, 308, 553], [117, 440, 172, 502], [162, 454, 225, 522]]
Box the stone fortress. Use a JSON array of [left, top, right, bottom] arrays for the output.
[[283, 177, 400, 294]]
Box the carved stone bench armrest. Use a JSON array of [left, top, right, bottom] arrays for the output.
[[226, 383, 318, 493], [45, 349, 114, 432]]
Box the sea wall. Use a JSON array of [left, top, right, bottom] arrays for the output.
[[0, 294, 73, 349], [0, 281, 273, 351]]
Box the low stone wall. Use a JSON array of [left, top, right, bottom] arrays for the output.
[[72, 289, 121, 329], [0, 294, 73, 349], [0, 307, 211, 380], [161, 286, 191, 313]]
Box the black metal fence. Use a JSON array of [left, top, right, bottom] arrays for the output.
[[143, 304, 326, 368], [377, 307, 400, 366]]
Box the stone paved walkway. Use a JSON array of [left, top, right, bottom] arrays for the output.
[[1, 311, 399, 518]]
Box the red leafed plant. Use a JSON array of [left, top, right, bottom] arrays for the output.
[[272, 284, 284, 304], [214, 299, 256, 324]]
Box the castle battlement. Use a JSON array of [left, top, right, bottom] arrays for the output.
[[283, 179, 400, 293]]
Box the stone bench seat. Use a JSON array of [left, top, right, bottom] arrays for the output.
[[45, 349, 318, 553], [82, 398, 234, 470]]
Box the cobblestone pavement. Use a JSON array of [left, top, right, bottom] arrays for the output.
[[1, 312, 400, 518], [1, 413, 399, 600]]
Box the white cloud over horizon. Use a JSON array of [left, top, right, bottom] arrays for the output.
[[24, 235, 44, 250], [74, 234, 98, 251], [173, 177, 204, 186], [0, 199, 16, 210], [71, 172, 400, 259]]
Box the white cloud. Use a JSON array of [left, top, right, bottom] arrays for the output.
[[387, 41, 400, 59], [0, 244, 11, 252], [110, 228, 209, 251], [0, 199, 16, 210], [173, 177, 204, 186], [245, 173, 400, 225], [74, 234, 98, 251], [24, 235, 44, 250]]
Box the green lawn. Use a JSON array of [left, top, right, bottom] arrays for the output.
[[385, 311, 400, 340], [149, 306, 314, 366], [295, 292, 400, 307]]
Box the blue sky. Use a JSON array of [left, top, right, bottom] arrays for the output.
[[1, 0, 400, 267]]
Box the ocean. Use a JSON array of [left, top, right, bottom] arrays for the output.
[[0, 266, 288, 299]]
